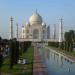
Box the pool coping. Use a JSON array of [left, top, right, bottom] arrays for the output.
[[45, 46, 75, 63]]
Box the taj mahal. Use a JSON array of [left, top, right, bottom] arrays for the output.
[[22, 11, 50, 41], [9, 10, 63, 42]]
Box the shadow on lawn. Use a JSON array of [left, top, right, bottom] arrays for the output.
[[1, 63, 33, 75]]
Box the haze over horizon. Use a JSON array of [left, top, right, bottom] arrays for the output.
[[0, 0, 75, 39]]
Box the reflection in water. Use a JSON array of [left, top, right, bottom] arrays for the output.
[[53, 53, 55, 60], [46, 49, 50, 60], [59, 56, 63, 68], [39, 47, 75, 75]]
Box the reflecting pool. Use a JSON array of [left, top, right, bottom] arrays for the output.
[[39, 47, 75, 75]]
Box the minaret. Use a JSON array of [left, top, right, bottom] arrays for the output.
[[53, 24, 56, 39], [9, 17, 13, 39], [47, 25, 50, 39], [59, 18, 63, 43], [15, 23, 18, 39]]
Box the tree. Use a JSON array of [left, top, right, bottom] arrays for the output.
[[64, 32, 70, 51], [0, 37, 2, 41], [69, 30, 75, 52], [64, 30, 75, 52], [0, 37, 3, 75], [9, 39, 19, 69]]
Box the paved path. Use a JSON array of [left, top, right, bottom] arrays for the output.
[[33, 46, 48, 75]]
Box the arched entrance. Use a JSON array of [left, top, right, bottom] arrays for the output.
[[33, 29, 39, 39]]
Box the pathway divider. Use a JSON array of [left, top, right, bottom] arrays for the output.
[[33, 46, 49, 75]]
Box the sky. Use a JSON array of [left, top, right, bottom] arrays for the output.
[[0, 0, 75, 39]]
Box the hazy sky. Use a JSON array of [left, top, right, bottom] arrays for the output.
[[0, 0, 75, 39]]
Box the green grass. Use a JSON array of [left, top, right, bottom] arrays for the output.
[[48, 46, 75, 57], [1, 46, 34, 75]]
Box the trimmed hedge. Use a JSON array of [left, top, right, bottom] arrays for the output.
[[48, 41, 65, 50], [48, 42, 59, 48]]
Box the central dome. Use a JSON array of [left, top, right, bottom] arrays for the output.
[[29, 11, 42, 26]]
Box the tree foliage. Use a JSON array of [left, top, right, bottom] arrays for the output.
[[64, 30, 75, 52], [9, 39, 19, 69], [0, 36, 3, 74], [48, 30, 75, 53], [48, 42, 59, 48]]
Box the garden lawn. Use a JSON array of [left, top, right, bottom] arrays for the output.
[[1, 46, 34, 75]]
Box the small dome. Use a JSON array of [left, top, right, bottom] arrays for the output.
[[26, 22, 30, 26], [42, 22, 46, 26], [29, 11, 42, 26]]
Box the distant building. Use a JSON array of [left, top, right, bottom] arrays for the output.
[[22, 11, 50, 41], [9, 11, 63, 42]]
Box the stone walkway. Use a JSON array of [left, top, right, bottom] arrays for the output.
[[33, 46, 48, 75]]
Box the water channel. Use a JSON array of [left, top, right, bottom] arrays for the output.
[[39, 46, 75, 75]]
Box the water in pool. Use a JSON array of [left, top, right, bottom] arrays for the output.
[[39, 47, 75, 75]]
